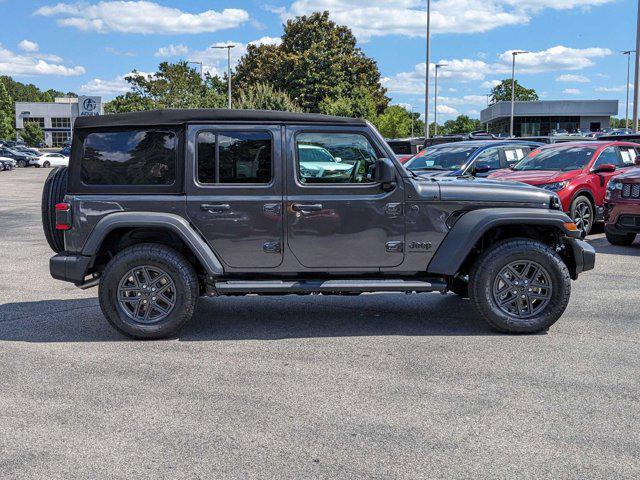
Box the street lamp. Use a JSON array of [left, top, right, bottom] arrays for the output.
[[211, 45, 235, 109], [623, 50, 636, 130], [510, 50, 528, 137], [433, 63, 447, 137], [188, 61, 204, 80], [424, 0, 431, 138]]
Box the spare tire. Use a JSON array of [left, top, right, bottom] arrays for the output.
[[41, 166, 68, 253]]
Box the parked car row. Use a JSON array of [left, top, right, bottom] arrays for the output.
[[0, 140, 69, 171], [397, 138, 640, 242]]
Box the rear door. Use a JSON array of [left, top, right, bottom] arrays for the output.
[[285, 126, 405, 269], [186, 124, 284, 269]]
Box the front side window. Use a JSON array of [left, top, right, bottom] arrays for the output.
[[197, 131, 272, 184], [81, 129, 177, 185], [619, 146, 638, 165], [593, 147, 623, 168], [296, 132, 378, 184], [472, 147, 501, 170]]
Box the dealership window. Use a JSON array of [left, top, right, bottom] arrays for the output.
[[197, 131, 272, 184], [51, 117, 71, 129], [81, 129, 177, 185], [23, 117, 45, 128], [51, 131, 70, 147]]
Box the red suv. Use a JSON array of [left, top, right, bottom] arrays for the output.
[[488, 142, 639, 236], [604, 168, 640, 245]]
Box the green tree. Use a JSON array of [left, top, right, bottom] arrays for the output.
[[375, 105, 424, 138], [21, 121, 44, 146], [0, 82, 15, 139], [318, 86, 378, 120], [441, 115, 484, 134], [235, 83, 303, 111], [0, 116, 15, 140], [0, 76, 75, 102], [610, 117, 628, 129], [234, 11, 389, 114], [105, 62, 227, 113], [490, 79, 539, 102]]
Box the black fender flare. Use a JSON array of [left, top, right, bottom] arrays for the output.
[[426, 208, 580, 276], [82, 212, 224, 276]]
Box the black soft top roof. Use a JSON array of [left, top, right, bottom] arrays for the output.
[[74, 108, 367, 129]]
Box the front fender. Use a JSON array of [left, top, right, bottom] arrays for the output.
[[426, 208, 579, 276]]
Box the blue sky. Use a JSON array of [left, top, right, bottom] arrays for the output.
[[0, 0, 638, 121]]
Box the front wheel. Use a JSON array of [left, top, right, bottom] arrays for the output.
[[99, 243, 199, 339], [17, 159, 26, 168], [43, 161, 50, 168], [570, 195, 594, 237], [469, 238, 571, 334]]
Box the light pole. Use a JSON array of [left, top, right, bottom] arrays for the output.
[[623, 50, 636, 130], [434, 63, 447, 137], [211, 45, 235, 109], [634, 2, 640, 132], [510, 50, 528, 137], [188, 61, 204, 80], [424, 0, 431, 138]]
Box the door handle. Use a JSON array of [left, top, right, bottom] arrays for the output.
[[292, 203, 323, 213], [201, 203, 230, 211]]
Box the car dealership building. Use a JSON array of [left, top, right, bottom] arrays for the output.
[[14, 96, 103, 147], [480, 100, 619, 136]]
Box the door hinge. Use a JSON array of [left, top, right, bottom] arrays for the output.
[[385, 203, 403, 216], [385, 241, 404, 253], [263, 241, 282, 253], [263, 203, 282, 215]]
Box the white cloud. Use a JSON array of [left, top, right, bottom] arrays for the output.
[[481, 80, 501, 89], [154, 44, 189, 58], [595, 84, 632, 92], [280, 0, 615, 40], [35, 1, 250, 34], [497, 46, 612, 73], [466, 109, 480, 115], [436, 104, 459, 115], [80, 71, 153, 95], [556, 74, 590, 83], [18, 40, 39, 52], [0, 44, 84, 76], [563, 88, 581, 95], [105, 46, 135, 57]]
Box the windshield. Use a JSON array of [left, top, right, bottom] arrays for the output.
[[512, 146, 595, 171], [406, 146, 477, 171]]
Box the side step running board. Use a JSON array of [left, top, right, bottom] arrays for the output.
[[214, 279, 447, 294]]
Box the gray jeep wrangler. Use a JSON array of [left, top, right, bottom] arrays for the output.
[[42, 109, 595, 339]]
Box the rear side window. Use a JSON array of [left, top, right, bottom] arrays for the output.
[[81, 130, 177, 185], [197, 131, 272, 184]]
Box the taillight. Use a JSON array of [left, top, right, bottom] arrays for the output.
[[55, 203, 72, 230]]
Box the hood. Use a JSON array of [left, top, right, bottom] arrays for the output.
[[614, 167, 640, 183], [488, 168, 580, 185], [414, 170, 452, 178], [416, 176, 553, 205]]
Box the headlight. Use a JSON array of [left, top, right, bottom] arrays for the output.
[[541, 181, 569, 192], [607, 181, 622, 191]]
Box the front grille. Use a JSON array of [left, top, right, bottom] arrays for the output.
[[621, 183, 640, 198], [619, 215, 640, 227]]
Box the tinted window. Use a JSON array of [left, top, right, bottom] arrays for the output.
[[473, 147, 501, 170], [197, 131, 272, 184], [81, 130, 177, 185], [593, 147, 622, 168], [296, 133, 378, 184]]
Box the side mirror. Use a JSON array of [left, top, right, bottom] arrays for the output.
[[334, 157, 342, 163], [635, 158, 640, 167], [593, 163, 616, 174], [374, 158, 397, 188], [474, 162, 491, 174]]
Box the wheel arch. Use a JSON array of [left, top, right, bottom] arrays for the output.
[[427, 208, 579, 277], [83, 212, 224, 278]]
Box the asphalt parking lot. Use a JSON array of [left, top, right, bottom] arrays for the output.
[[1, 167, 639, 479]]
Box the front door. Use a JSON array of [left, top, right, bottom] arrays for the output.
[[285, 126, 405, 269], [186, 125, 284, 269]]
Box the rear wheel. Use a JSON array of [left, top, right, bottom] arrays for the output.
[[17, 159, 27, 168], [605, 230, 636, 246], [99, 244, 199, 339], [570, 195, 593, 237], [41, 166, 68, 253], [43, 161, 51, 168], [469, 238, 571, 333]]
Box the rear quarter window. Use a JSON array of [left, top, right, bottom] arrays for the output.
[[81, 129, 177, 186]]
